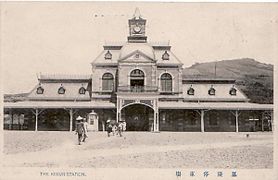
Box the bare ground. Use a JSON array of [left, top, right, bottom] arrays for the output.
[[3, 131, 273, 168]]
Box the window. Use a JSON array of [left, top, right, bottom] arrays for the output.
[[187, 85, 194, 95], [36, 84, 44, 94], [104, 50, 112, 60], [208, 85, 215, 95], [229, 86, 237, 96], [102, 73, 114, 91], [162, 51, 170, 60], [161, 73, 172, 92], [58, 85, 66, 94], [79, 86, 86, 94]]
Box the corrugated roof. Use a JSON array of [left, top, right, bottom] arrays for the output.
[[4, 101, 116, 109], [39, 74, 92, 80], [159, 101, 273, 110]]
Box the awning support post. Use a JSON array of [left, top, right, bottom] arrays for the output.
[[230, 110, 240, 133], [201, 110, 205, 133], [271, 111, 273, 132], [35, 109, 38, 131], [9, 109, 13, 130], [235, 110, 239, 133], [102, 121, 105, 132], [261, 111, 264, 132], [30, 109, 44, 132], [69, 109, 73, 131]]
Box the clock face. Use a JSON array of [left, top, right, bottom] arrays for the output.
[[133, 25, 141, 33]]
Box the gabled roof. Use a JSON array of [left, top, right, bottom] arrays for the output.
[[118, 50, 156, 63], [92, 42, 183, 66]]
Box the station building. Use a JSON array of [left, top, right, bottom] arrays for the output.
[[3, 8, 273, 132]]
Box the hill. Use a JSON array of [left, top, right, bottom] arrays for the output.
[[183, 58, 273, 104]]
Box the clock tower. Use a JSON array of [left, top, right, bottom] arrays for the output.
[[128, 8, 147, 43]]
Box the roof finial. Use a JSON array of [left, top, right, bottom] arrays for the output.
[[133, 7, 141, 19]]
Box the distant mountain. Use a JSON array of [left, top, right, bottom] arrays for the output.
[[183, 58, 273, 104]]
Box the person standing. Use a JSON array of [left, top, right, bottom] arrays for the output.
[[75, 116, 84, 145], [82, 117, 89, 142], [117, 121, 123, 137], [106, 119, 112, 137], [122, 121, 126, 131]]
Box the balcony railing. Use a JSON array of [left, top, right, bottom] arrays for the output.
[[117, 86, 158, 93]]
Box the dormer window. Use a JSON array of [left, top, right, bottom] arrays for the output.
[[162, 51, 170, 60], [58, 84, 66, 94], [208, 85, 215, 96], [79, 86, 86, 95], [36, 84, 44, 94], [229, 86, 237, 96], [104, 50, 112, 60], [187, 85, 195, 95]]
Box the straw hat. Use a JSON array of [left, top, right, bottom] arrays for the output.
[[76, 116, 83, 121]]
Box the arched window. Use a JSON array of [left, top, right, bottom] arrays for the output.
[[79, 86, 86, 94], [162, 51, 170, 60], [187, 85, 194, 95], [58, 84, 66, 94], [102, 73, 114, 91], [130, 69, 144, 78], [104, 50, 112, 60], [208, 85, 215, 96], [161, 73, 172, 92], [229, 86, 237, 96], [36, 84, 44, 94]]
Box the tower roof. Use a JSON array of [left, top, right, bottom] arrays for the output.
[[133, 7, 141, 19]]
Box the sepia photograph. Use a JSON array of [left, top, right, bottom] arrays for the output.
[[1, 2, 277, 180]]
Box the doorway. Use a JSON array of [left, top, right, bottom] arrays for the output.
[[121, 104, 153, 131]]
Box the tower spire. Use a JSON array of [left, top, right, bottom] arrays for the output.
[[133, 7, 141, 19]]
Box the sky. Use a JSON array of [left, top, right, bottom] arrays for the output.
[[1, 2, 278, 94]]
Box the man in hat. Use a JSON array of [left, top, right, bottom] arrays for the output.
[[75, 116, 85, 145], [106, 119, 113, 137]]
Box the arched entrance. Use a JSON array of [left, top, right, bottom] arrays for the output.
[[121, 104, 154, 131]]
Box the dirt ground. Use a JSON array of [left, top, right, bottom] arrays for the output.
[[3, 131, 273, 168]]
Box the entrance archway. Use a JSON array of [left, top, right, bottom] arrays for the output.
[[121, 104, 154, 131]]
